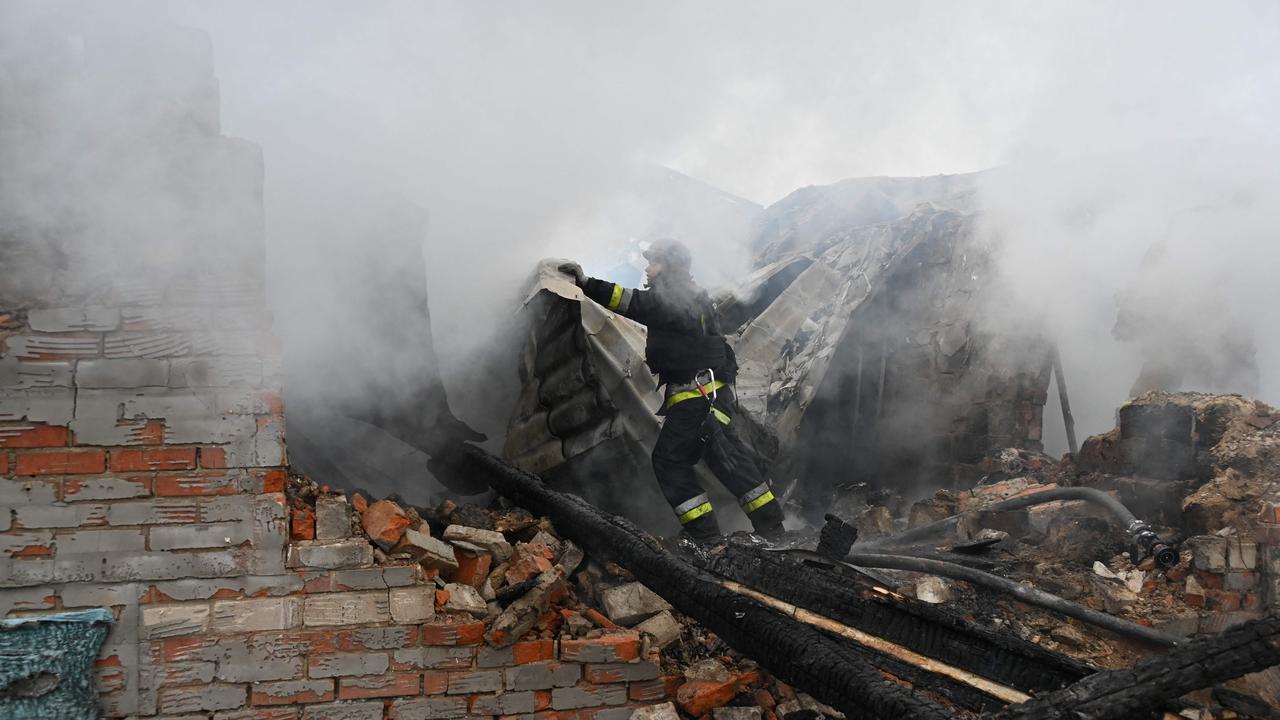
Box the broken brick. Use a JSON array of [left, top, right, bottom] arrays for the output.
[[362, 499, 411, 550]]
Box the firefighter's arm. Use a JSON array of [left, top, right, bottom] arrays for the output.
[[557, 264, 651, 324]]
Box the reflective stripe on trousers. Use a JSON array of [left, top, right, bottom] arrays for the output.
[[739, 482, 776, 514], [673, 493, 713, 524]]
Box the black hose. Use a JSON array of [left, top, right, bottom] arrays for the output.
[[862, 487, 1179, 569], [786, 549, 1181, 647]]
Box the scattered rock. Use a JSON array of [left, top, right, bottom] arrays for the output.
[[443, 524, 513, 561], [631, 702, 680, 720], [443, 582, 488, 618], [684, 658, 732, 683], [400, 528, 459, 573], [635, 610, 682, 649], [914, 577, 952, 604]]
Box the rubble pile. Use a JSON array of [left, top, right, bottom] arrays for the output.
[[286, 476, 837, 719], [851, 392, 1280, 702]]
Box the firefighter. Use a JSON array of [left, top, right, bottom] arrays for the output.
[[558, 240, 786, 544]]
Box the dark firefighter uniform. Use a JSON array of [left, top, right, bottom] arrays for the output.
[[562, 244, 785, 542]]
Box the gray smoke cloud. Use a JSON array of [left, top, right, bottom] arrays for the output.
[[5, 0, 1277, 459]]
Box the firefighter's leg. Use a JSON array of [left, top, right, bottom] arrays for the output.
[[652, 400, 720, 541], [702, 396, 785, 536]]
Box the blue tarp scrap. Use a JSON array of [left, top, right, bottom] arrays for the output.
[[0, 608, 113, 720]]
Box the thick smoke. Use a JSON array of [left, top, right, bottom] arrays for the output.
[[5, 0, 1277, 466]]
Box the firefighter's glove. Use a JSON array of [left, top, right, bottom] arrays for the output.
[[558, 262, 586, 287]]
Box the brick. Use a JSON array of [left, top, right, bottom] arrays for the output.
[[0, 424, 69, 448], [63, 475, 150, 500], [445, 669, 500, 694], [15, 449, 105, 475], [1228, 540, 1258, 570], [390, 696, 469, 720], [361, 499, 409, 550], [331, 626, 418, 652], [442, 525, 512, 561], [391, 647, 474, 671], [337, 672, 420, 699], [420, 621, 485, 646], [218, 709, 302, 720], [442, 583, 487, 618], [599, 582, 671, 626], [301, 701, 383, 720], [309, 652, 390, 679], [210, 597, 303, 633], [158, 683, 247, 713], [201, 446, 229, 468], [293, 507, 316, 540], [332, 565, 419, 591], [159, 661, 217, 685], [504, 662, 581, 691], [551, 685, 627, 710], [585, 661, 662, 683], [155, 472, 254, 496], [0, 387, 75, 425], [560, 633, 641, 663], [304, 591, 391, 627], [476, 645, 514, 668], [676, 671, 761, 717], [111, 447, 197, 472], [629, 676, 681, 702], [2, 532, 53, 557], [141, 603, 211, 639], [28, 306, 120, 332], [389, 586, 435, 623], [252, 679, 336, 705], [105, 498, 200, 526], [450, 549, 491, 589], [0, 358, 73, 389], [472, 691, 538, 715], [0, 453, 6, 475], [76, 358, 169, 387], [513, 639, 556, 665]]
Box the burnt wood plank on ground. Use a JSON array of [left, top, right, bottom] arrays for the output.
[[710, 543, 1091, 694]]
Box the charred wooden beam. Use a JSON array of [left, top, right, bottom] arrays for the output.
[[987, 614, 1280, 720], [449, 443, 958, 720]]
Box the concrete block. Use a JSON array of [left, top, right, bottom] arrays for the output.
[[0, 358, 73, 388], [13, 502, 107, 528], [400, 529, 458, 573], [309, 652, 390, 679], [4, 335, 100, 361], [152, 521, 252, 551], [585, 662, 662, 683], [170, 357, 263, 387], [1228, 540, 1258, 570], [388, 697, 469, 720], [632, 703, 680, 720], [446, 670, 501, 694], [304, 591, 391, 627], [600, 581, 672, 626], [54, 528, 146, 554], [292, 540, 374, 570], [62, 476, 151, 500], [316, 496, 351, 541], [442, 525, 512, 561], [389, 586, 435, 623], [141, 603, 211, 639], [210, 597, 303, 633], [471, 691, 538, 715], [0, 478, 57, 505], [551, 685, 627, 710], [76, 358, 169, 388], [28, 306, 120, 332], [156, 683, 247, 713], [391, 647, 474, 671], [442, 583, 486, 618], [105, 498, 200, 526], [1189, 536, 1228, 571], [302, 702, 383, 720], [503, 662, 581, 691], [0, 387, 75, 425], [634, 610, 683, 649]]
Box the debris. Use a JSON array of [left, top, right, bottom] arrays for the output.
[[913, 576, 952, 604], [442, 582, 488, 618], [315, 495, 351, 540], [443, 524, 514, 561], [361, 499, 411, 550], [635, 610, 683, 649], [600, 581, 674, 626], [631, 702, 681, 720]]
